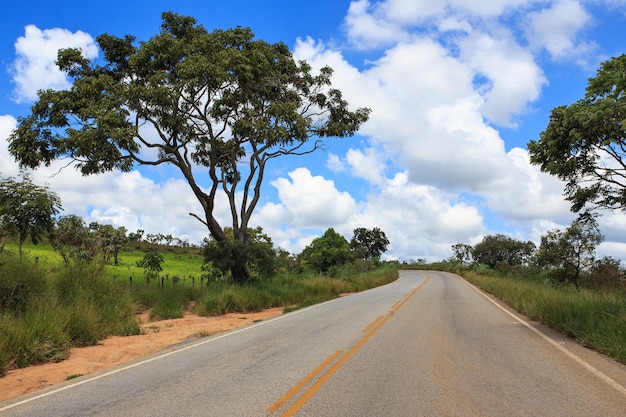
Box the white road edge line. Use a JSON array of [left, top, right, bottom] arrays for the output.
[[0, 274, 407, 412], [0, 299, 333, 412], [457, 274, 626, 397]]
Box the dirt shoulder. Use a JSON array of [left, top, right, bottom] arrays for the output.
[[0, 307, 283, 402]]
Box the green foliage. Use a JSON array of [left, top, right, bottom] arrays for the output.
[[451, 243, 473, 264], [203, 227, 278, 283], [7, 12, 369, 284], [462, 271, 626, 364], [350, 227, 390, 260], [535, 216, 603, 288], [147, 287, 196, 321], [137, 250, 164, 285], [0, 239, 397, 375], [89, 222, 129, 265], [195, 264, 398, 316], [588, 256, 626, 290], [0, 250, 46, 315], [0, 172, 62, 257], [472, 234, 536, 270], [0, 252, 139, 376], [52, 214, 93, 265], [299, 228, 353, 272], [528, 54, 626, 213]]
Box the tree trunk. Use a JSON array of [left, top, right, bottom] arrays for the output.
[[230, 261, 251, 284]]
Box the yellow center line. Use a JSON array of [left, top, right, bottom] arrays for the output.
[[267, 349, 344, 412], [361, 315, 384, 333], [270, 275, 430, 416]]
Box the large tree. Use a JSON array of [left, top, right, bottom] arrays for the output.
[[8, 13, 370, 283], [528, 54, 626, 213]]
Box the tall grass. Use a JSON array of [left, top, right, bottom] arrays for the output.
[[194, 263, 399, 316], [0, 253, 140, 376], [462, 270, 626, 364]]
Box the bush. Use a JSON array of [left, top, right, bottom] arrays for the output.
[[0, 251, 47, 315]]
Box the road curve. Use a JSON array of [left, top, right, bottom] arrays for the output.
[[1, 271, 625, 416]]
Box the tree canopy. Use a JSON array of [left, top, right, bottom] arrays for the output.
[[350, 227, 389, 260], [0, 173, 62, 257], [471, 234, 536, 270], [535, 216, 603, 288], [299, 228, 353, 273], [8, 12, 370, 283], [528, 54, 626, 213]]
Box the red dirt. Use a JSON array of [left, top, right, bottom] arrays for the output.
[[0, 307, 283, 402]]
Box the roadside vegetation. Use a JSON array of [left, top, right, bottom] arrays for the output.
[[0, 231, 397, 376], [411, 220, 626, 365]]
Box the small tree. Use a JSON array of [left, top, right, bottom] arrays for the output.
[[89, 222, 128, 265], [299, 228, 353, 273], [0, 172, 62, 258], [451, 243, 473, 265], [535, 216, 603, 288], [350, 227, 390, 261], [588, 256, 625, 290], [137, 250, 164, 285], [52, 214, 93, 265], [203, 226, 278, 282]]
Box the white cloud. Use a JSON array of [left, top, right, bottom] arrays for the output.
[[326, 153, 346, 173], [484, 147, 572, 221], [449, 0, 531, 17], [269, 167, 359, 229], [354, 172, 485, 261], [10, 25, 98, 103], [380, 0, 446, 24], [0, 115, 19, 178], [457, 29, 547, 126], [344, 147, 387, 185], [525, 0, 594, 60], [344, 0, 410, 49]]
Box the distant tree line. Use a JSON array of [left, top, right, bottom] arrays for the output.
[[451, 216, 623, 290], [1, 172, 390, 283]]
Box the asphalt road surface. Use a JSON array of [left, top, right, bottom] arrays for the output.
[[2, 270, 626, 416]]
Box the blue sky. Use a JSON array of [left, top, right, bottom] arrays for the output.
[[1, 0, 626, 262]]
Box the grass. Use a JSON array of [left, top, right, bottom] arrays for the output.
[[0, 243, 399, 376], [461, 270, 626, 364]]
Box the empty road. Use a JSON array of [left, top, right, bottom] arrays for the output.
[[2, 270, 626, 416]]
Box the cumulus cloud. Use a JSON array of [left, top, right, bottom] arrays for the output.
[[4, 0, 625, 263], [351, 172, 485, 261], [10, 25, 98, 103], [343, 0, 411, 49], [0, 115, 19, 177], [269, 167, 359, 229], [524, 0, 594, 60], [457, 29, 547, 126]]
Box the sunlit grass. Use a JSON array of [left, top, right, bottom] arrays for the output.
[[1, 244, 398, 374], [462, 271, 626, 364]]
